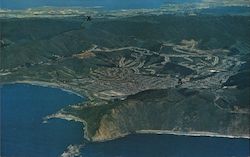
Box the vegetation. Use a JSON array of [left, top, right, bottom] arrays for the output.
[[1, 13, 249, 141]]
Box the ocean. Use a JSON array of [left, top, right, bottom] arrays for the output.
[[1, 83, 85, 157]]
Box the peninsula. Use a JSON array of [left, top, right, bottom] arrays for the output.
[[1, 7, 250, 142]]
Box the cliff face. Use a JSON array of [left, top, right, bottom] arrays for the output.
[[71, 88, 249, 141], [92, 113, 129, 141]]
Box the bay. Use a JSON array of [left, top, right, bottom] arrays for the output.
[[1, 83, 85, 157]]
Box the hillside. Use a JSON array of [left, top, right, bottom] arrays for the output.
[[1, 14, 250, 141]]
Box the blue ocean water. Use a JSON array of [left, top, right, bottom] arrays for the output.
[[1, 83, 85, 157]]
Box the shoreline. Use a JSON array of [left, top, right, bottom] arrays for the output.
[[1, 81, 91, 140], [2, 80, 94, 141], [45, 111, 250, 142], [43, 111, 91, 141], [92, 130, 250, 143], [136, 130, 250, 140], [1, 80, 85, 99], [2, 81, 249, 142]]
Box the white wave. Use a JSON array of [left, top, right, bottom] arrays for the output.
[[61, 144, 84, 157]]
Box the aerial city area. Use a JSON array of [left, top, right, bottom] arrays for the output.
[[0, 0, 250, 156]]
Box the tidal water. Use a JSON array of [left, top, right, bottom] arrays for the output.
[[1, 83, 85, 157], [1, 83, 249, 157]]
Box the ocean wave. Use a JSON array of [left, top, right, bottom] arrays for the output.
[[61, 144, 84, 157]]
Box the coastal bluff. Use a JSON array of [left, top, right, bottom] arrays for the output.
[[62, 88, 250, 142]]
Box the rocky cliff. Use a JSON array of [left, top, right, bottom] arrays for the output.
[[65, 88, 249, 141]]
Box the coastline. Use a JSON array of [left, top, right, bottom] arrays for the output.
[[0, 80, 85, 98], [136, 130, 250, 140], [1, 81, 90, 140], [45, 111, 250, 142], [90, 130, 250, 143], [2, 81, 249, 142], [43, 111, 91, 141]]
